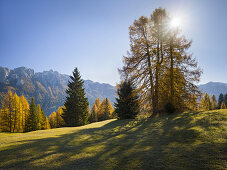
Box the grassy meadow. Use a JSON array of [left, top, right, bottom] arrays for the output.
[[0, 110, 226, 169]]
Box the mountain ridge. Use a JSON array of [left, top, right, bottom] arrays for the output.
[[199, 81, 227, 98], [0, 66, 116, 116]]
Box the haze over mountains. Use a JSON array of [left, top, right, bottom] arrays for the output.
[[0, 66, 116, 116], [198, 82, 227, 98]]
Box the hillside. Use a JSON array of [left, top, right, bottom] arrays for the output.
[[199, 81, 227, 97], [0, 110, 226, 169], [0, 66, 116, 116]]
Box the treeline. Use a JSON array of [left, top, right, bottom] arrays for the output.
[[0, 90, 50, 132], [89, 98, 114, 122], [200, 93, 227, 111], [48, 98, 114, 128]]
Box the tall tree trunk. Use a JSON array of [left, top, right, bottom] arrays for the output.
[[170, 37, 174, 103]]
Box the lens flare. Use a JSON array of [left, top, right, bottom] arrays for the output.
[[170, 17, 181, 28]]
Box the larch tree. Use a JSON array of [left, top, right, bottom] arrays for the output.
[[12, 93, 20, 132], [56, 107, 65, 127], [98, 98, 114, 121], [221, 101, 226, 109], [49, 112, 57, 128], [200, 93, 211, 111], [114, 80, 140, 119], [36, 104, 42, 130], [62, 68, 89, 126], [120, 8, 201, 115], [210, 94, 218, 110], [20, 95, 29, 132], [0, 90, 14, 132], [94, 98, 101, 109]]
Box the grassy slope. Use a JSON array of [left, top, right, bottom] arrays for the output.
[[0, 110, 226, 170]]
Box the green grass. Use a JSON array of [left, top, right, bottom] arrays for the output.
[[0, 110, 227, 169]]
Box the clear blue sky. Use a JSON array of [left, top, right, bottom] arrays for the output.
[[0, 0, 227, 85]]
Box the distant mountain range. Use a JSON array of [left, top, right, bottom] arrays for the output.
[[0, 66, 116, 116], [198, 82, 227, 98], [0, 66, 225, 116]]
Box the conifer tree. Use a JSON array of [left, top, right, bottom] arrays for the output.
[[12, 93, 20, 132], [94, 98, 101, 109], [89, 104, 98, 123], [224, 94, 227, 108], [120, 8, 201, 115], [200, 93, 211, 111], [211, 94, 218, 110], [218, 93, 224, 109], [25, 97, 38, 132], [0, 90, 14, 132], [114, 81, 139, 119], [56, 107, 65, 127], [36, 104, 42, 130], [40, 109, 47, 129], [98, 98, 114, 121], [45, 118, 51, 129], [20, 95, 29, 132], [62, 68, 89, 126], [49, 112, 57, 128], [221, 101, 226, 109]]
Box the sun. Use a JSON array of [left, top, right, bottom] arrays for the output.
[[170, 17, 181, 28]]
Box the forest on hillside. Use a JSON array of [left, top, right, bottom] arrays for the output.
[[0, 7, 226, 132]]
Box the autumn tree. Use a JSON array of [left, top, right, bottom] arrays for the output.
[[210, 94, 218, 110], [56, 107, 65, 127], [120, 8, 201, 115], [98, 98, 114, 121], [200, 93, 211, 111], [0, 90, 13, 132], [114, 80, 140, 119], [12, 93, 20, 132], [94, 98, 101, 109], [20, 95, 29, 132], [49, 112, 57, 128], [62, 68, 89, 126], [221, 101, 226, 109]]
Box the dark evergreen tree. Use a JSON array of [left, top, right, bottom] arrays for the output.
[[218, 93, 224, 109], [62, 68, 89, 126], [25, 97, 38, 132], [114, 80, 139, 119], [223, 94, 227, 107]]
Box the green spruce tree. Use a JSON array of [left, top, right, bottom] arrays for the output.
[[62, 68, 89, 126], [25, 97, 38, 132], [218, 93, 224, 109], [114, 80, 140, 119], [223, 94, 227, 108]]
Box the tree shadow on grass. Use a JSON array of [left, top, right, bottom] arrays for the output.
[[0, 112, 226, 169]]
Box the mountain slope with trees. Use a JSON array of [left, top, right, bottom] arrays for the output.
[[0, 66, 116, 116]]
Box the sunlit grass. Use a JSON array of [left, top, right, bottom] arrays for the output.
[[0, 110, 226, 169]]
